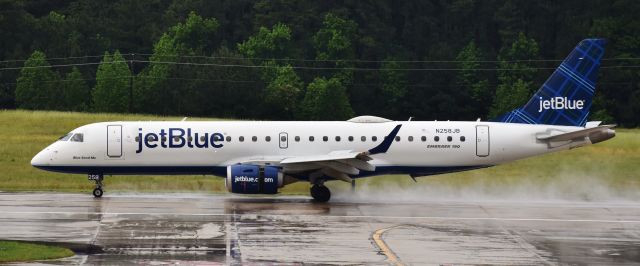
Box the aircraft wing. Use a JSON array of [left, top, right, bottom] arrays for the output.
[[279, 151, 371, 164], [278, 124, 402, 182]]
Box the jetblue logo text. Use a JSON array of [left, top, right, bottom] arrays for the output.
[[233, 176, 275, 183], [538, 97, 585, 112], [136, 128, 224, 153]]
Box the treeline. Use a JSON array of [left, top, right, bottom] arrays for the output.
[[1, 1, 639, 126]]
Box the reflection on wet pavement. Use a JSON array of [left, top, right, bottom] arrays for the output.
[[0, 192, 639, 265]]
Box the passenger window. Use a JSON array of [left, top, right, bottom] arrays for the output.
[[335, 136, 341, 142], [70, 133, 84, 142], [226, 136, 232, 142], [266, 136, 271, 142], [239, 136, 244, 142], [309, 136, 315, 142], [323, 136, 328, 142], [188, 136, 193, 142], [280, 136, 286, 142], [295, 136, 300, 142], [395, 136, 400, 142], [162, 136, 167, 142], [173, 136, 180, 142], [372, 136, 378, 141], [447, 136, 452, 142], [348, 136, 354, 142], [460, 136, 466, 142], [135, 136, 140, 142], [408, 136, 413, 142], [200, 136, 206, 142], [252, 136, 257, 142], [361, 136, 366, 142], [58, 133, 72, 141], [434, 136, 440, 142], [421, 136, 427, 142]]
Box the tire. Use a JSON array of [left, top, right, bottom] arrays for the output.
[[92, 188, 103, 198], [310, 185, 331, 202]]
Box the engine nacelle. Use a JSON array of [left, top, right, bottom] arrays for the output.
[[226, 165, 284, 194]]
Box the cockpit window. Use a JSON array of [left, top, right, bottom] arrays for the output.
[[58, 133, 72, 141], [70, 133, 84, 142]]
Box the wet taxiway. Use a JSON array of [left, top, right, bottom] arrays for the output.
[[0, 192, 639, 265]]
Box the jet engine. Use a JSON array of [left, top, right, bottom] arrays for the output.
[[226, 165, 284, 194]]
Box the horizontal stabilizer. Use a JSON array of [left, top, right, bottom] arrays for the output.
[[537, 125, 615, 142]]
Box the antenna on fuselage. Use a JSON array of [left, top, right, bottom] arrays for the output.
[[408, 117, 413, 121], [181, 117, 188, 121]]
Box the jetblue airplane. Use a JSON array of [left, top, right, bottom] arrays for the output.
[[31, 39, 615, 202]]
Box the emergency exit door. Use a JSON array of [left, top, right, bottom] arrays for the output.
[[476, 125, 489, 157], [107, 125, 122, 157]]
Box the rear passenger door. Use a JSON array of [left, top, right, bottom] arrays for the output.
[[476, 125, 489, 157]]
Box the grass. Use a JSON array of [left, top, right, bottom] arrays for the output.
[[0, 240, 74, 262], [0, 109, 639, 197]]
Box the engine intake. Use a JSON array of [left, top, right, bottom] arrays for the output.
[[226, 165, 283, 194]]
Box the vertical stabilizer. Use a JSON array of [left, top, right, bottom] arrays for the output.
[[492, 39, 606, 127]]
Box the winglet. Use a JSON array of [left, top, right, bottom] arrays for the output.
[[368, 124, 402, 155]]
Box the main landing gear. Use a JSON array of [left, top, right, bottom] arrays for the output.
[[310, 184, 331, 202], [88, 174, 104, 198]]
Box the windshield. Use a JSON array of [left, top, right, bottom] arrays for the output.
[[70, 133, 84, 142], [58, 133, 72, 141]]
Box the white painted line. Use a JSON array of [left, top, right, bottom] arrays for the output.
[[2, 211, 640, 224]]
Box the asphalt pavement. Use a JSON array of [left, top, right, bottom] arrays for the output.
[[0, 192, 639, 265]]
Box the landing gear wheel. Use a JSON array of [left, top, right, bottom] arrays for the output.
[[88, 174, 104, 198], [92, 187, 103, 198], [310, 185, 331, 202]]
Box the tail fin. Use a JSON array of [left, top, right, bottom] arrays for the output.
[[492, 39, 606, 127]]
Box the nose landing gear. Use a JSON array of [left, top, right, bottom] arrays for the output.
[[310, 184, 331, 202], [92, 187, 103, 198], [88, 174, 104, 198]]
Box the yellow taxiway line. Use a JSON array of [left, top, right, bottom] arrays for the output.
[[372, 225, 404, 266]]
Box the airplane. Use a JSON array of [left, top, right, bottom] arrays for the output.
[[31, 39, 615, 202]]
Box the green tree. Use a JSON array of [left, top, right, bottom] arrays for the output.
[[380, 58, 407, 117], [0, 84, 13, 109], [313, 13, 358, 61], [264, 64, 303, 118], [455, 41, 491, 117], [494, 0, 525, 45], [238, 23, 301, 118], [299, 77, 354, 120], [92, 51, 131, 113], [589, 0, 640, 126], [169, 11, 219, 54], [37, 11, 82, 57], [134, 32, 175, 113], [192, 46, 264, 118], [237, 23, 292, 59], [135, 12, 219, 115], [62, 67, 90, 111], [15, 51, 61, 110], [490, 33, 539, 118], [312, 13, 358, 84]]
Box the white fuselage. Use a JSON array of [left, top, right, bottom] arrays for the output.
[[31, 120, 585, 178]]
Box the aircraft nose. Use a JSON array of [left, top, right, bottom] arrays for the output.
[[31, 149, 50, 167]]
